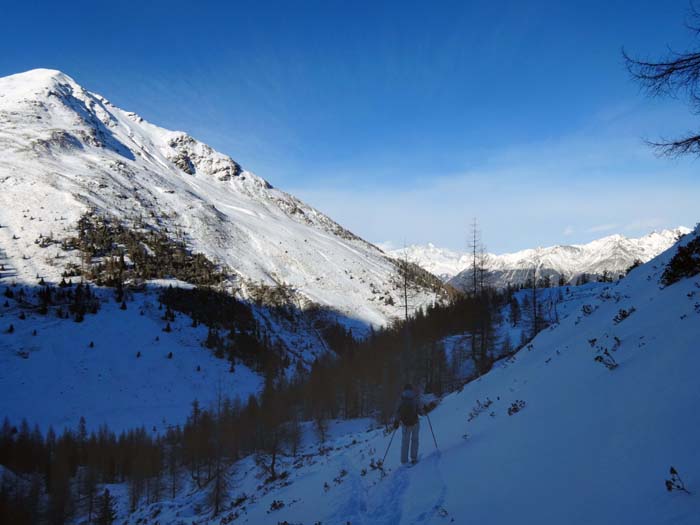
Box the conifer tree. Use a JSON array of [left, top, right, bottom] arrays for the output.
[[96, 489, 117, 525]]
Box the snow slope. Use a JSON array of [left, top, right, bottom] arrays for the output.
[[119, 226, 699, 524], [0, 69, 443, 328], [389, 228, 690, 287], [0, 286, 265, 433]]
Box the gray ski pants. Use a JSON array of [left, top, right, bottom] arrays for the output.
[[401, 421, 419, 463]]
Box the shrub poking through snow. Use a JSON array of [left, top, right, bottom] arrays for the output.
[[625, 259, 643, 275], [269, 500, 284, 511], [232, 494, 247, 507], [665, 466, 691, 494], [594, 349, 618, 370], [507, 400, 526, 416], [662, 236, 700, 285], [613, 307, 636, 324], [467, 398, 493, 422], [333, 469, 348, 485]]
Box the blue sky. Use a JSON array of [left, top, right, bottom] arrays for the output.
[[1, 0, 699, 252]]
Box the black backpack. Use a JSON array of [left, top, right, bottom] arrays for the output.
[[398, 395, 418, 426]]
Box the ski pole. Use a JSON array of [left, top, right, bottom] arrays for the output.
[[425, 413, 439, 451], [381, 427, 398, 465]]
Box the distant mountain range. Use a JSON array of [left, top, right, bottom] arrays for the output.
[[386, 227, 691, 290]]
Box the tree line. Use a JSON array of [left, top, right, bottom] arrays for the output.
[[0, 283, 512, 524]]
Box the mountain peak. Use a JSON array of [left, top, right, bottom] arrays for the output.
[[0, 68, 78, 92], [0, 69, 443, 328]]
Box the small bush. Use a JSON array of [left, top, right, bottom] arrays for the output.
[[662, 236, 700, 285], [613, 307, 636, 324], [665, 466, 691, 494], [625, 259, 643, 275], [507, 400, 526, 416], [594, 349, 618, 370]]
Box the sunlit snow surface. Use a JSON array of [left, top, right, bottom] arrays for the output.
[[0, 69, 439, 328], [389, 228, 690, 285]]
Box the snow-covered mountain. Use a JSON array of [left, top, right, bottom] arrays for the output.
[[101, 227, 700, 524], [0, 69, 444, 327], [384, 243, 473, 281], [0, 68, 448, 432], [389, 228, 690, 289]]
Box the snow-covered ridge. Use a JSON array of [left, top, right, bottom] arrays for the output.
[[389, 227, 691, 287], [0, 69, 443, 327]]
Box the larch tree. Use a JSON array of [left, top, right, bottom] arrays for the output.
[[624, 3, 700, 157]]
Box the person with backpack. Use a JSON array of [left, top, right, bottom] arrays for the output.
[[394, 383, 421, 464]]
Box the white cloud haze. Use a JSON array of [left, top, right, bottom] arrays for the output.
[[291, 110, 700, 253]]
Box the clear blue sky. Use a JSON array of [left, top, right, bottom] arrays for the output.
[[2, 0, 699, 252]]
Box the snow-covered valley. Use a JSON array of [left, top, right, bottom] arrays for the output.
[[1, 67, 699, 525], [99, 226, 700, 525]]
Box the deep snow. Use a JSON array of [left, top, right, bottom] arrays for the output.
[[0, 286, 263, 433], [115, 226, 700, 525]]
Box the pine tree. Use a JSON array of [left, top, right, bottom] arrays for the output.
[[208, 388, 230, 516], [509, 297, 521, 326], [96, 489, 117, 525]]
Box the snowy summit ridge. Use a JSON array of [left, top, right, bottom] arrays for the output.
[[0, 69, 443, 327], [389, 228, 691, 288]]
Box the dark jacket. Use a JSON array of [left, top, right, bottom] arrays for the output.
[[396, 388, 421, 426]]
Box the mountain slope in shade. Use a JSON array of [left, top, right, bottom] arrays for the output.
[[0, 69, 444, 327], [102, 227, 700, 524], [388, 228, 691, 289]]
